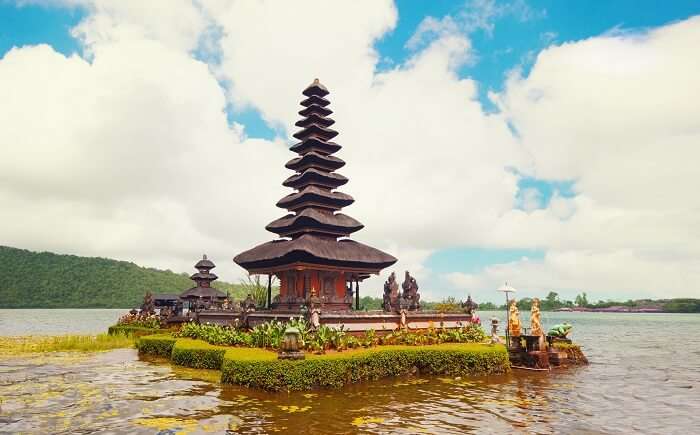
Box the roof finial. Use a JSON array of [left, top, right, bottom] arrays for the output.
[[203, 254, 207, 260], [313, 78, 319, 84]]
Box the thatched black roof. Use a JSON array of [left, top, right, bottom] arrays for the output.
[[266, 208, 363, 237], [180, 286, 227, 299], [233, 79, 396, 273], [276, 186, 354, 211], [234, 234, 396, 273]]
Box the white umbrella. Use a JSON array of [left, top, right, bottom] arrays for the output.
[[497, 282, 517, 348]]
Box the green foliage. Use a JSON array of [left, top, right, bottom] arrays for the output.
[[662, 299, 700, 312], [221, 343, 509, 391], [171, 338, 227, 369], [176, 322, 252, 346], [432, 296, 463, 313], [575, 292, 589, 307], [107, 325, 162, 337], [250, 320, 287, 348], [477, 301, 498, 310], [135, 334, 177, 357], [239, 275, 279, 308], [516, 298, 533, 311], [380, 324, 487, 346], [359, 296, 383, 310], [0, 245, 246, 308]]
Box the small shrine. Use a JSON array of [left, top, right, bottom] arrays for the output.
[[180, 255, 227, 310], [234, 79, 397, 311]]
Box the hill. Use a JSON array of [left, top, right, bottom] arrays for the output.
[[0, 246, 246, 308]]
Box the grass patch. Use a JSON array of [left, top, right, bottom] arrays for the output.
[[0, 333, 134, 354], [107, 325, 163, 337]]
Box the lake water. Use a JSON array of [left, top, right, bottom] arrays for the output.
[[1, 309, 699, 434]]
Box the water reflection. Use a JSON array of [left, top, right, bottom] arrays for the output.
[[2, 313, 700, 434]]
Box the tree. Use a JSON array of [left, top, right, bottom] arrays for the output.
[[542, 291, 561, 310], [574, 292, 589, 307]]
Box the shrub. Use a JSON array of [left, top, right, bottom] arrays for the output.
[[136, 334, 177, 357], [167, 320, 486, 354], [171, 338, 227, 369], [176, 322, 251, 346], [221, 343, 509, 391]]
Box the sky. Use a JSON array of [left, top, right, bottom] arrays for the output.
[[1, 0, 699, 304]]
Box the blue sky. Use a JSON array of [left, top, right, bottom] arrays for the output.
[[1, 1, 699, 302]]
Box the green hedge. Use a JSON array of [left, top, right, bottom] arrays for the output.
[[170, 338, 228, 370], [135, 337, 509, 391], [108, 325, 162, 337], [221, 343, 509, 391], [135, 334, 177, 357]]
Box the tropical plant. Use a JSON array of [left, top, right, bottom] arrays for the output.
[[239, 275, 278, 308]]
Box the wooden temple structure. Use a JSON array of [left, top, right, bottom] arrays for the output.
[[180, 255, 227, 309], [184, 80, 475, 331], [234, 79, 397, 312]]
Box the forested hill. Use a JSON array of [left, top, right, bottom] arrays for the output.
[[0, 246, 244, 308]]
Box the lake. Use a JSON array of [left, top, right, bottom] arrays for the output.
[[1, 309, 699, 434]]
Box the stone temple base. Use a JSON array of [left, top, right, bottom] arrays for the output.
[[192, 309, 473, 334]]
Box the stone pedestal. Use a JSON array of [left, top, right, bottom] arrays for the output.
[[526, 350, 550, 369]]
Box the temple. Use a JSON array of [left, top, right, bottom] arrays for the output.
[[234, 79, 397, 311], [180, 255, 227, 309]]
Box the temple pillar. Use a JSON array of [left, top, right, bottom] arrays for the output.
[[355, 279, 360, 310], [267, 274, 272, 308]]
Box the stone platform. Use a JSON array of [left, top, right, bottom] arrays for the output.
[[191, 309, 473, 334]]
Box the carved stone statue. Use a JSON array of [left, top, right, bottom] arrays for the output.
[[401, 271, 421, 310], [141, 291, 155, 314], [462, 294, 478, 315], [382, 272, 400, 312], [508, 299, 521, 337], [243, 293, 256, 312], [490, 317, 504, 344], [399, 308, 408, 330], [310, 307, 321, 330], [530, 298, 544, 336], [307, 286, 322, 309]]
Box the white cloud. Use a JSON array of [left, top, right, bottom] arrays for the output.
[[1, 2, 699, 303], [407, 0, 546, 50]]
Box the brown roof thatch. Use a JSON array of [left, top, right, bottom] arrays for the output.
[[194, 255, 215, 270], [292, 124, 338, 141], [180, 286, 227, 299], [190, 272, 218, 281], [295, 113, 335, 128], [234, 234, 397, 272], [285, 151, 345, 172], [266, 209, 363, 237], [299, 104, 332, 117], [302, 79, 329, 97], [282, 168, 348, 189], [301, 94, 330, 107], [290, 137, 341, 155], [276, 186, 354, 211]]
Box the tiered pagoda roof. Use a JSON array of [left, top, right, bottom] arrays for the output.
[[234, 79, 397, 274], [180, 254, 227, 299]]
